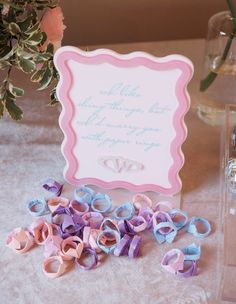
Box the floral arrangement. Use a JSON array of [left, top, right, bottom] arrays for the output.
[[0, 0, 65, 120]]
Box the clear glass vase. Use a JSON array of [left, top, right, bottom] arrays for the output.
[[197, 11, 236, 126]]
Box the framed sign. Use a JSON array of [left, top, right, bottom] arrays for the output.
[[54, 46, 193, 194]]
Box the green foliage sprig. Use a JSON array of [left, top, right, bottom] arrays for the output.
[[0, 0, 60, 120]]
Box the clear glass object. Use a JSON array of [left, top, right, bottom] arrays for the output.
[[198, 11, 236, 126], [219, 104, 236, 303]]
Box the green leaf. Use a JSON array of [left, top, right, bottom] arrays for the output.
[[8, 22, 21, 36], [16, 49, 33, 60], [36, 0, 51, 4], [18, 15, 33, 32], [31, 68, 45, 82], [26, 45, 38, 52], [5, 93, 23, 120], [25, 31, 43, 46], [0, 45, 13, 61], [0, 60, 11, 69], [38, 66, 53, 90], [39, 31, 47, 46], [6, 89, 16, 100], [25, 22, 40, 35], [33, 52, 51, 64], [19, 57, 36, 73], [49, 87, 58, 105], [9, 83, 24, 97], [46, 43, 54, 54]]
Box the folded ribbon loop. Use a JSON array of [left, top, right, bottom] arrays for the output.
[[42, 178, 63, 196]]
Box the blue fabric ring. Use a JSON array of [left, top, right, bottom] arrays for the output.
[[181, 243, 201, 261], [168, 209, 188, 230], [113, 202, 135, 221], [90, 193, 112, 213], [74, 187, 94, 205], [27, 198, 48, 217], [187, 217, 211, 238], [153, 221, 177, 244]]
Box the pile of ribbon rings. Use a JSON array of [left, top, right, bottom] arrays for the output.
[[6, 179, 211, 279]]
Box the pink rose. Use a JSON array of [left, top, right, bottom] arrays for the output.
[[40, 7, 66, 52], [2, 4, 9, 15]]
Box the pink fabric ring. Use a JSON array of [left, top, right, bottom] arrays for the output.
[[132, 194, 153, 210], [6, 227, 34, 254], [82, 226, 101, 252], [161, 248, 185, 274], [44, 235, 63, 258], [153, 201, 174, 212]]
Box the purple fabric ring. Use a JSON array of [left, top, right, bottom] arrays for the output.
[[82, 212, 104, 229], [152, 211, 174, 234], [118, 220, 135, 236], [75, 248, 98, 270], [152, 211, 173, 227], [176, 260, 198, 278], [71, 213, 87, 228], [138, 208, 153, 230], [128, 235, 141, 258], [51, 206, 71, 226], [42, 178, 63, 196], [127, 216, 147, 233], [58, 227, 71, 239], [59, 215, 84, 238], [113, 234, 131, 256]]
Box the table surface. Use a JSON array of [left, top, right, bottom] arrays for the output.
[[0, 39, 223, 304]]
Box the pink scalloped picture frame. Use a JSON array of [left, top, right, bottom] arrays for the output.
[[54, 46, 193, 195]]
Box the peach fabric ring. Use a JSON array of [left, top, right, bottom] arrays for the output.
[[132, 194, 153, 210], [29, 219, 53, 245], [43, 256, 68, 279], [6, 227, 34, 254], [47, 197, 69, 213], [60, 236, 84, 260]]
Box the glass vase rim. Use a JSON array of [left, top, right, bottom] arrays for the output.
[[209, 10, 236, 24]]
